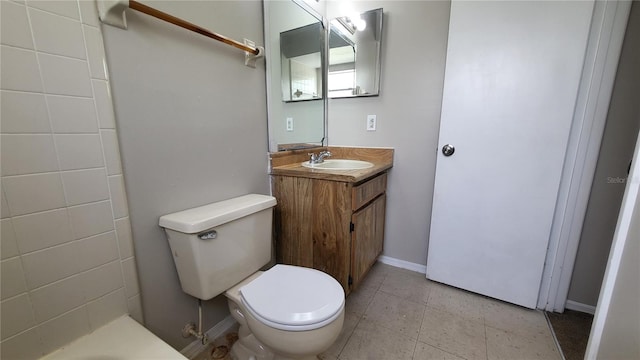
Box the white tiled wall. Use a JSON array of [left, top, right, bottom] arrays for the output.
[[0, 1, 142, 358]]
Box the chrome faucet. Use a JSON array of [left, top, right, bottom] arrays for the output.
[[308, 151, 332, 164]]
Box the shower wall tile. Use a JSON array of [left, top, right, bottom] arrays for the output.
[[87, 288, 127, 330], [0, 219, 19, 259], [127, 294, 144, 324], [21, 241, 82, 289], [55, 134, 104, 170], [68, 200, 114, 239], [0, 46, 43, 92], [84, 25, 107, 80], [12, 208, 73, 253], [38, 53, 92, 97], [101, 130, 123, 175], [77, 231, 119, 271], [115, 217, 134, 259], [2, 173, 66, 216], [29, 7, 85, 59], [81, 261, 124, 301], [61, 168, 110, 206], [48, 95, 99, 133], [30, 275, 85, 322], [27, 0, 80, 20], [38, 306, 90, 354], [78, 0, 99, 27], [0, 327, 44, 360], [0, 1, 139, 357], [92, 79, 116, 128], [0, 294, 36, 340], [0, 91, 50, 133], [0, 134, 58, 176], [0, 1, 34, 49], [1, 187, 11, 218], [122, 257, 140, 298], [0, 257, 28, 300], [108, 175, 129, 219]]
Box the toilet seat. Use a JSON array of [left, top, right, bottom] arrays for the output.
[[239, 265, 345, 331]]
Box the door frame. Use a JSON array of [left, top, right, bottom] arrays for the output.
[[537, 0, 632, 312]]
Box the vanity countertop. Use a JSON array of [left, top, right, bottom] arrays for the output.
[[269, 146, 393, 183]]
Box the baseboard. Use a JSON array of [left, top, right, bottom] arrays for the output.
[[180, 315, 237, 359], [378, 255, 427, 274], [565, 300, 596, 315]]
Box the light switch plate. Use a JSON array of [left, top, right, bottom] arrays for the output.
[[286, 117, 293, 132]]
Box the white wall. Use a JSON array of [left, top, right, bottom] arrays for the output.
[[101, 0, 269, 349], [568, 0, 640, 307], [326, 0, 450, 265], [586, 129, 640, 359], [0, 1, 140, 358]]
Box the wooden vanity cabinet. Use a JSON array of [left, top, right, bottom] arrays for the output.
[[272, 172, 387, 294]]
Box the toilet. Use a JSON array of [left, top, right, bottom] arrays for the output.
[[159, 194, 345, 360]]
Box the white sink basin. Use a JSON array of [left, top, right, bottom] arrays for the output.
[[301, 159, 374, 170]]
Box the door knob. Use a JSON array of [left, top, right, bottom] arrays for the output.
[[442, 144, 455, 156]]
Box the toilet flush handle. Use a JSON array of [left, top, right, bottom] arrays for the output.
[[198, 230, 217, 240]]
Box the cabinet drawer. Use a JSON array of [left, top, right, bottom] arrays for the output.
[[352, 173, 387, 211]]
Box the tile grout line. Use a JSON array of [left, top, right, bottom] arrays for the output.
[[410, 295, 428, 360]]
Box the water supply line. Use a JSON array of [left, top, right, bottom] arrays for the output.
[[182, 299, 209, 345]]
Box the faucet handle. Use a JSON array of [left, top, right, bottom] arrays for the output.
[[308, 152, 318, 162]]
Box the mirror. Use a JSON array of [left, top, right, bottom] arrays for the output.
[[328, 8, 383, 98], [264, 0, 326, 152], [280, 23, 323, 102]]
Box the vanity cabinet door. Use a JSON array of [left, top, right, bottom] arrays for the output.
[[351, 193, 386, 289]]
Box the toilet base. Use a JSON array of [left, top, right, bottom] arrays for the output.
[[230, 324, 274, 360], [230, 324, 323, 360], [225, 271, 344, 360]]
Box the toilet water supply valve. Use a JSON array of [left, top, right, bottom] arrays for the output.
[[183, 299, 209, 345]]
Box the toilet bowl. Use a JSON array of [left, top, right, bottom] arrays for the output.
[[226, 266, 345, 360], [159, 194, 345, 360]]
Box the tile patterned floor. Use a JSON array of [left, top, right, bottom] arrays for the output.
[[320, 263, 561, 360]]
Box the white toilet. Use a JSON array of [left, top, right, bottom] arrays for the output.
[[159, 194, 345, 360]]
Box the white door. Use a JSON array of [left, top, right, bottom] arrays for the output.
[[426, 1, 594, 308]]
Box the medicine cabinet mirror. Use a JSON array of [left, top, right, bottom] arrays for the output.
[[280, 23, 324, 102], [328, 8, 383, 98], [264, 0, 326, 152]]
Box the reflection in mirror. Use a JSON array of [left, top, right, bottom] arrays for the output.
[[281, 23, 323, 102], [329, 8, 383, 98], [264, 0, 326, 152]]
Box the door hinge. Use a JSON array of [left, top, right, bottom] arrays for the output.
[[350, 222, 354, 232], [348, 275, 353, 286]]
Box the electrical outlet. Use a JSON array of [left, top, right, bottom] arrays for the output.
[[286, 117, 294, 132], [367, 115, 377, 131]]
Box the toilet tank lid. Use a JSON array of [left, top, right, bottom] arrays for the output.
[[159, 194, 276, 234]]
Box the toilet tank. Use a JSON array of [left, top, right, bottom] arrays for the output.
[[159, 194, 277, 300]]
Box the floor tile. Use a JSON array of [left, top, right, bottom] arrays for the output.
[[363, 291, 426, 340], [323, 311, 361, 358], [356, 262, 390, 289], [413, 341, 465, 360], [486, 325, 561, 360], [345, 282, 378, 316], [379, 267, 433, 305], [339, 319, 416, 360], [482, 298, 550, 337], [427, 282, 484, 323], [419, 308, 487, 360]]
